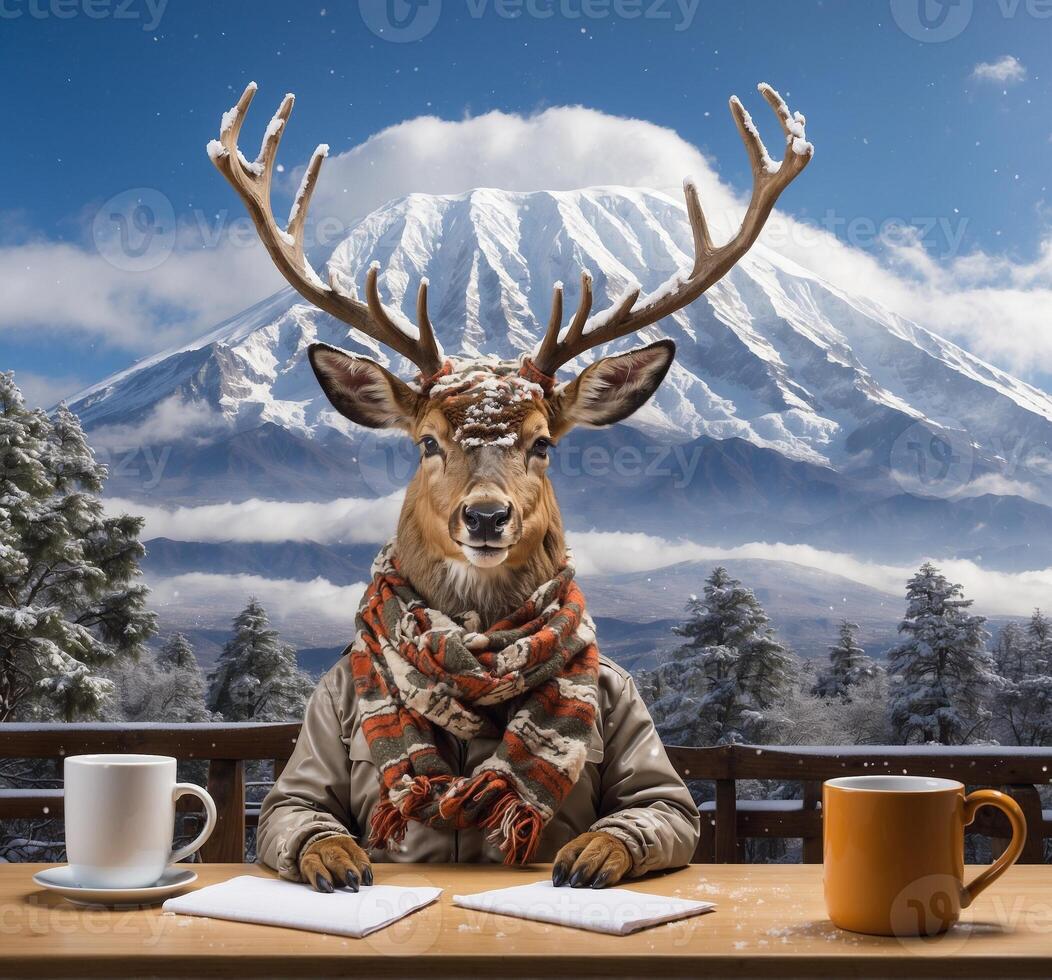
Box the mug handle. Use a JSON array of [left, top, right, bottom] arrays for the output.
[[170, 783, 218, 865], [960, 789, 1027, 908]]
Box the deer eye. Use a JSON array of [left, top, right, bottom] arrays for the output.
[[420, 436, 441, 457], [530, 437, 551, 459]]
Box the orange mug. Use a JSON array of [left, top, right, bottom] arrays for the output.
[[823, 775, 1026, 936]]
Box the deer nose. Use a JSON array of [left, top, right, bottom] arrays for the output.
[[462, 502, 511, 542]]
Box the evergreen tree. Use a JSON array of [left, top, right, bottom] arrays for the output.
[[1025, 609, 1052, 673], [673, 567, 796, 710], [157, 631, 199, 673], [0, 375, 155, 721], [992, 621, 1029, 683], [639, 567, 795, 745], [812, 621, 879, 700], [995, 613, 1052, 746], [207, 599, 313, 721], [114, 633, 210, 723], [886, 562, 994, 745]]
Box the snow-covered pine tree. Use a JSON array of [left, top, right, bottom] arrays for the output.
[[678, 567, 797, 710], [638, 567, 795, 745], [992, 620, 1029, 682], [0, 375, 156, 721], [995, 612, 1052, 746], [812, 621, 879, 700], [207, 599, 313, 721], [1025, 609, 1052, 673], [114, 633, 211, 723], [886, 562, 995, 745]]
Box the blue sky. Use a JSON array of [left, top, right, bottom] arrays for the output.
[[2, 0, 1051, 404]]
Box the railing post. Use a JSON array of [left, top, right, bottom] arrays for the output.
[[990, 784, 1045, 864], [802, 780, 823, 863], [201, 759, 245, 863], [715, 778, 738, 863]]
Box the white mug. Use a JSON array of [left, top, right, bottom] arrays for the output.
[[64, 754, 217, 889]]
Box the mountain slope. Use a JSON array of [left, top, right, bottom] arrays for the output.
[[71, 187, 1052, 481], [68, 186, 1052, 564]]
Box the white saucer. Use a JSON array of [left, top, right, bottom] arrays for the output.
[[32, 865, 198, 907]]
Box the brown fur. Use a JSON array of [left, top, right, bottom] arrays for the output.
[[300, 834, 373, 892], [552, 831, 632, 888], [394, 390, 565, 627]]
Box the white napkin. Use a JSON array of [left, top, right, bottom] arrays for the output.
[[453, 880, 715, 935], [162, 875, 442, 939]]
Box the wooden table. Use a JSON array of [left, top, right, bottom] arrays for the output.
[[2, 863, 1050, 977]]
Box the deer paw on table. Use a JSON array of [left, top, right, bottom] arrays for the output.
[[299, 834, 374, 893], [552, 831, 632, 890]]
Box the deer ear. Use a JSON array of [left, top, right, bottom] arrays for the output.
[[308, 343, 419, 430], [551, 339, 675, 433]]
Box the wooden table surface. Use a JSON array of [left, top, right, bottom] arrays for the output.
[[2, 863, 1050, 978]]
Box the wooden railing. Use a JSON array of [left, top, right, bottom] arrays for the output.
[[665, 744, 1052, 864], [2, 725, 1050, 864], [0, 723, 299, 862]]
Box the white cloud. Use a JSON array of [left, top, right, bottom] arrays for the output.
[[106, 493, 404, 544], [568, 530, 1052, 618], [306, 105, 736, 230], [971, 55, 1027, 85], [0, 233, 282, 353], [149, 572, 366, 626], [89, 395, 230, 452], [11, 370, 88, 410]]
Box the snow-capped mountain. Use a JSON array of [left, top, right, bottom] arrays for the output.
[[68, 187, 1052, 565]]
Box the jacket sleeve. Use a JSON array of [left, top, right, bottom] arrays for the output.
[[256, 668, 360, 880], [589, 671, 701, 877]]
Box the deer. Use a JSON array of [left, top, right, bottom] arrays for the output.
[[211, 81, 812, 894]]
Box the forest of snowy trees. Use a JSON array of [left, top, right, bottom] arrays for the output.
[[3, 372, 1052, 860], [638, 562, 1052, 750]]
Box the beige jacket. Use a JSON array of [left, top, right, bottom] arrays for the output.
[[257, 655, 700, 880]]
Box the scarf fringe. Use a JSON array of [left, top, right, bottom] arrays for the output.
[[441, 771, 544, 865], [372, 771, 543, 864], [369, 774, 454, 850]]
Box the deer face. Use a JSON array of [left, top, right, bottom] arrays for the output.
[[309, 342, 675, 576]]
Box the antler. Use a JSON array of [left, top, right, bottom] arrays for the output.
[[532, 83, 814, 378], [207, 83, 443, 377]]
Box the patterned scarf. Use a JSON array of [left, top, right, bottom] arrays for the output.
[[349, 541, 599, 864]]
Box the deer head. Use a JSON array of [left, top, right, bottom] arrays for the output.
[[208, 82, 813, 624]]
